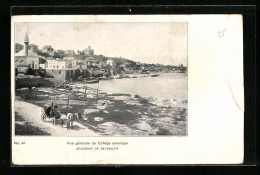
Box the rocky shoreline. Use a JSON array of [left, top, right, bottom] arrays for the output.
[[15, 83, 187, 136]]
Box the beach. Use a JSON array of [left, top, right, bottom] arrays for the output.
[[15, 73, 188, 136]]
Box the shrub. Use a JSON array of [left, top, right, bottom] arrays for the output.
[[16, 78, 54, 89], [26, 68, 34, 75]]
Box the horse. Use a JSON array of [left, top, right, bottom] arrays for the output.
[[64, 113, 80, 129]]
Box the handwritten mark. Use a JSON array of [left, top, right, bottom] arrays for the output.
[[218, 28, 226, 38]]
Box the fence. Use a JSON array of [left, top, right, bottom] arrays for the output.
[[64, 84, 101, 108]]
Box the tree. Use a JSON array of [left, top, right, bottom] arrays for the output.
[[54, 52, 65, 58], [26, 68, 34, 75], [37, 50, 50, 58], [39, 57, 47, 64], [16, 78, 54, 99], [15, 68, 18, 76], [15, 43, 23, 53], [77, 50, 84, 55], [74, 69, 81, 80]]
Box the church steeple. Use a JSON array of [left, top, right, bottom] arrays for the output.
[[24, 32, 29, 56]]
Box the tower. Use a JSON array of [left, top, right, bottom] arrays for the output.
[[24, 32, 29, 56]]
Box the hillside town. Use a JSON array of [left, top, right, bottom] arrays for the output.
[[15, 32, 187, 87], [14, 30, 187, 136]]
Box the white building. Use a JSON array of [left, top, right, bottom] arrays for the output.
[[63, 56, 76, 60], [45, 59, 77, 70], [106, 59, 114, 66], [45, 59, 66, 69], [39, 64, 46, 69]]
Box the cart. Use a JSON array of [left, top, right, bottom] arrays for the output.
[[41, 109, 74, 129], [41, 109, 63, 125]]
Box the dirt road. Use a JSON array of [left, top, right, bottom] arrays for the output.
[[15, 100, 99, 136]]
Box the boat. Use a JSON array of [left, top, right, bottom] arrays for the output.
[[141, 71, 149, 74], [98, 76, 113, 80], [151, 74, 160, 77], [84, 79, 99, 84], [119, 75, 130, 79]]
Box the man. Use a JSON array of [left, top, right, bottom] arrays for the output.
[[52, 105, 61, 119], [45, 103, 54, 117]]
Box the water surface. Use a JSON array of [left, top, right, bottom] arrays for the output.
[[85, 73, 187, 100]]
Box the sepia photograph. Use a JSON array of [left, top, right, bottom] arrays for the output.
[[14, 22, 188, 136], [11, 14, 245, 165]]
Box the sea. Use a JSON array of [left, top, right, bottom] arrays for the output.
[[85, 73, 187, 100]]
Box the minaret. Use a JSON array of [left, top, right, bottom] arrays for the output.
[[24, 32, 29, 56]]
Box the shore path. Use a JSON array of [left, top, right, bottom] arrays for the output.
[[15, 100, 99, 136]]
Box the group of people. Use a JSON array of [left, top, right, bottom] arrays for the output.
[[45, 103, 80, 120], [45, 103, 61, 119], [44, 103, 79, 129]]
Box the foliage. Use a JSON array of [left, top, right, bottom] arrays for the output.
[[77, 50, 85, 55], [37, 50, 50, 58], [74, 69, 81, 79], [16, 78, 54, 89], [39, 57, 47, 64], [54, 52, 65, 58], [26, 68, 34, 75], [15, 43, 23, 53]]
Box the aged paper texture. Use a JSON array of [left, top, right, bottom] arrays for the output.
[[11, 15, 243, 165]]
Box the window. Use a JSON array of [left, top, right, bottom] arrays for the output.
[[59, 70, 61, 74], [32, 61, 35, 69]]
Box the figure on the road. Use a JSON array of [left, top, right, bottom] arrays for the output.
[[53, 105, 61, 119], [45, 103, 54, 117]]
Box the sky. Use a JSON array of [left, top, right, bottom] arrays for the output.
[[15, 22, 187, 66]]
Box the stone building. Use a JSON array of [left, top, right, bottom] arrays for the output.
[[65, 50, 75, 56], [83, 46, 94, 56], [45, 58, 77, 86], [15, 33, 39, 73], [106, 59, 115, 67]]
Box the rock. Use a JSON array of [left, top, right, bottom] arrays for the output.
[[94, 117, 103, 121], [83, 109, 99, 114], [134, 95, 140, 98], [96, 105, 106, 110]]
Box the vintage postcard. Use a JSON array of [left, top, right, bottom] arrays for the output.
[[11, 15, 244, 165]]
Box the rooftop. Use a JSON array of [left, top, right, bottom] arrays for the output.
[[15, 48, 38, 57]]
